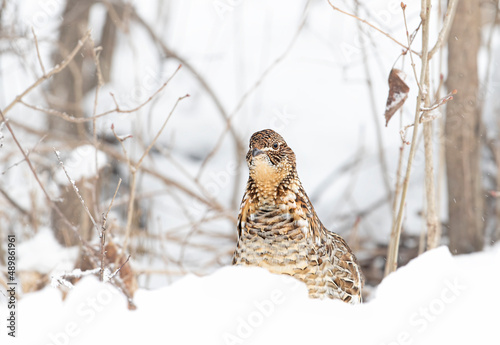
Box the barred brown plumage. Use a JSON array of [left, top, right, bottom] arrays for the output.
[[232, 129, 363, 303]]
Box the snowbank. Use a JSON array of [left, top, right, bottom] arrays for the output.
[[1, 245, 499, 345]]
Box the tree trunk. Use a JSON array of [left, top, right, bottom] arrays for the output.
[[445, 0, 484, 254], [48, 0, 93, 137]]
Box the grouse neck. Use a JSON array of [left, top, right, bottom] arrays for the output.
[[250, 171, 299, 207]]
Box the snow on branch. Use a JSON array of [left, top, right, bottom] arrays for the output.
[[51, 268, 101, 289]]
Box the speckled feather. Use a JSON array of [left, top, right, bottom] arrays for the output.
[[232, 129, 363, 303]]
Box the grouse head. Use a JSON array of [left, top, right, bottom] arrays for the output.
[[246, 129, 296, 191]]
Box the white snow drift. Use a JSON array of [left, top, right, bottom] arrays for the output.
[[1, 245, 499, 345]]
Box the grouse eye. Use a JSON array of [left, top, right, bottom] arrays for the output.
[[272, 143, 279, 149]]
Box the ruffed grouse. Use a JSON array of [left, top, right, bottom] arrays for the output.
[[232, 129, 363, 303]]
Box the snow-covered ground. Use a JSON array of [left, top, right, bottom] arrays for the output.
[[1, 244, 499, 345]]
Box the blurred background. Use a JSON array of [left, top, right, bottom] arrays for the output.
[[0, 0, 499, 300]]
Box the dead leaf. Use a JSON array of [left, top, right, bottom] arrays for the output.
[[384, 68, 410, 126]]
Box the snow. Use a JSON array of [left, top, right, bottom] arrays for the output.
[[421, 108, 441, 122], [51, 268, 101, 289], [53, 145, 107, 185], [386, 91, 409, 112], [2, 245, 499, 345], [17, 228, 78, 275]]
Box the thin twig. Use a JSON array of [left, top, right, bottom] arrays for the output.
[[397, 5, 456, 141], [19, 64, 182, 123], [110, 125, 135, 260], [53, 148, 101, 237], [100, 178, 122, 281], [87, 38, 106, 227], [91, 45, 104, 119], [1, 134, 46, 175], [420, 89, 456, 112], [136, 94, 190, 167], [31, 27, 46, 75], [121, 94, 190, 256], [327, 0, 419, 56], [2, 30, 91, 116], [109, 254, 131, 280], [428, 0, 459, 59], [89, 39, 104, 148], [196, 0, 310, 209], [103, 0, 130, 33], [99, 144, 231, 217], [0, 110, 84, 241], [355, 0, 393, 206], [111, 124, 131, 163], [112, 65, 183, 115], [5, 115, 231, 219], [399, 90, 456, 140], [108, 273, 136, 309], [130, 9, 244, 154], [103, 179, 122, 227], [0, 186, 31, 219], [310, 144, 364, 202], [52, 268, 101, 288], [402, 5, 423, 94]]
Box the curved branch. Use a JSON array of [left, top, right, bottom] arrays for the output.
[[130, 9, 244, 153], [327, 0, 420, 56], [428, 0, 458, 59]]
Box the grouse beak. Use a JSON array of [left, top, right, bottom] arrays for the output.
[[252, 148, 264, 157]]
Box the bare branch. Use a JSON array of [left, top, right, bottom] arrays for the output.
[[19, 64, 183, 123], [5, 115, 232, 220], [0, 186, 30, 219], [428, 0, 458, 59], [31, 27, 46, 75], [354, 0, 393, 206], [52, 268, 101, 289], [0, 109, 83, 240], [130, 9, 244, 154], [99, 144, 231, 218], [103, 179, 122, 225], [100, 178, 122, 281], [103, 0, 130, 33], [136, 94, 190, 168], [121, 94, 190, 256], [2, 30, 91, 116], [196, 2, 309, 181], [402, 5, 423, 94], [108, 254, 131, 280], [420, 89, 456, 112], [1, 134, 46, 175], [53, 148, 100, 237], [327, 0, 419, 56]]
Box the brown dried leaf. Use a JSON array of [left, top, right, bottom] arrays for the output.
[[384, 68, 410, 126]]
